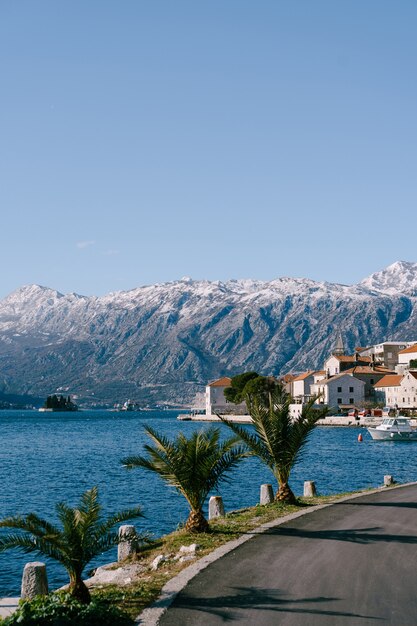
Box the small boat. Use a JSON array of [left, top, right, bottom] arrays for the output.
[[367, 417, 417, 441], [114, 400, 142, 412]]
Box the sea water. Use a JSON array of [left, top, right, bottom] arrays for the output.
[[1, 409, 417, 596]]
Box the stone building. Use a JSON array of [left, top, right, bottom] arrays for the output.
[[374, 372, 417, 410], [310, 373, 365, 410], [205, 377, 247, 416]]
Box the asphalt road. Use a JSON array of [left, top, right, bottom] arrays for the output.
[[159, 484, 417, 625]]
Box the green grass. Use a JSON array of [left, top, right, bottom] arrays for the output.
[[92, 491, 361, 619]]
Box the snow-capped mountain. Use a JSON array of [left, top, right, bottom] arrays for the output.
[[360, 261, 417, 296], [0, 262, 416, 406]]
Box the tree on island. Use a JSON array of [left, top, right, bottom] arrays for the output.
[[220, 374, 328, 504], [121, 426, 247, 533], [0, 487, 143, 604], [44, 394, 78, 411]]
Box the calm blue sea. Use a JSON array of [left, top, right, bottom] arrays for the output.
[[1, 409, 417, 596]]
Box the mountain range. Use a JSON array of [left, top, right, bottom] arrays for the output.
[[1, 261, 417, 407]]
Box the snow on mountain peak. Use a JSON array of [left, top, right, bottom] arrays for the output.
[[360, 261, 417, 295]]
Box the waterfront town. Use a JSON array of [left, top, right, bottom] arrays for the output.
[[203, 336, 417, 419]]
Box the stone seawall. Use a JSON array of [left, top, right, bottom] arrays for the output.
[[178, 414, 388, 427]]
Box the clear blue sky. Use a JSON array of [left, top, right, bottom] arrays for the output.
[[1, 1, 416, 298]]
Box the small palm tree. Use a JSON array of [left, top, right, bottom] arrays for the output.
[[121, 426, 247, 533], [220, 391, 328, 504], [0, 487, 143, 604]]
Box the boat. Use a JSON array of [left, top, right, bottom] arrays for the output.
[[367, 417, 417, 441], [114, 400, 142, 412]]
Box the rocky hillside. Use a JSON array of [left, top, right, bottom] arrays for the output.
[[0, 261, 416, 406]]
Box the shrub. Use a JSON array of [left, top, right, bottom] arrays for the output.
[[2, 593, 134, 626]]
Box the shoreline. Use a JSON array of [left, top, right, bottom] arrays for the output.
[[177, 413, 385, 427]]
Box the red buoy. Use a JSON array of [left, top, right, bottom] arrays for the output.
[[358, 433, 363, 442]]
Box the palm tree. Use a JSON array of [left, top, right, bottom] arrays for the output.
[[219, 391, 328, 504], [0, 487, 143, 604], [121, 426, 247, 533]]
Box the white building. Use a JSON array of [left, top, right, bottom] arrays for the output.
[[324, 354, 371, 377], [358, 342, 414, 370], [291, 370, 326, 400], [291, 371, 315, 399], [205, 377, 247, 416], [374, 372, 417, 410], [398, 344, 417, 368], [311, 373, 365, 410]]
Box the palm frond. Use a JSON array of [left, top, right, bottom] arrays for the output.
[[122, 425, 246, 514], [220, 390, 327, 492], [0, 533, 64, 563], [24, 513, 61, 538], [0, 533, 37, 553], [93, 506, 143, 537], [218, 417, 272, 468], [0, 487, 146, 591], [204, 444, 249, 494]]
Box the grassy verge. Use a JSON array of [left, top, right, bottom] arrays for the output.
[[92, 491, 360, 620]]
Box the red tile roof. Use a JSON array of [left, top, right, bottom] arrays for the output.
[[208, 377, 232, 387], [374, 375, 402, 388], [281, 374, 296, 383], [292, 371, 315, 382], [331, 355, 372, 363], [343, 366, 392, 375], [322, 373, 365, 384], [399, 344, 417, 355]]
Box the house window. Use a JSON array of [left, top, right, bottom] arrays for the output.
[[370, 379, 374, 385], [349, 387, 354, 393], [337, 398, 342, 404], [337, 387, 342, 393], [350, 398, 354, 404]]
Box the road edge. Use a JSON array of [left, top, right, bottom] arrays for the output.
[[135, 481, 417, 625]]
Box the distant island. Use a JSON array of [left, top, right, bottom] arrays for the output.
[[39, 394, 79, 412]]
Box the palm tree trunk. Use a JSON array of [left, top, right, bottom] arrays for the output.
[[185, 509, 210, 533], [69, 573, 91, 604], [275, 482, 297, 504]]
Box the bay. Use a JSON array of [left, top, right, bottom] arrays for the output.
[[1, 409, 417, 596]]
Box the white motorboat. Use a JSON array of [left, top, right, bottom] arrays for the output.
[[367, 417, 417, 441]]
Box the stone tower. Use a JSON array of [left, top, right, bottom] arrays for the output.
[[332, 330, 345, 357]]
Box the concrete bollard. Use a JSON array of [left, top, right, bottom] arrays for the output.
[[118, 525, 138, 561], [260, 484, 274, 505], [384, 475, 395, 487], [21, 562, 48, 599], [304, 481, 317, 497], [208, 496, 225, 520]]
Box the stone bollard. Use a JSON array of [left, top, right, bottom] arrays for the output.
[[21, 562, 48, 599], [118, 525, 138, 562], [208, 496, 225, 520], [304, 481, 317, 497], [384, 475, 395, 487], [260, 484, 274, 505]]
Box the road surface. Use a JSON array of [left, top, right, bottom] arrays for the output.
[[159, 484, 417, 625]]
